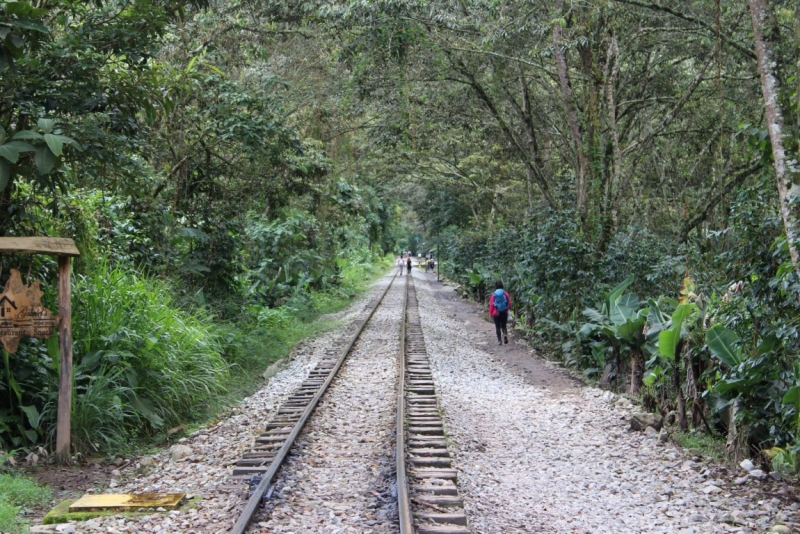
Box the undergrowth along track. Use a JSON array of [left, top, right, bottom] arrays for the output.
[[398, 276, 470, 534], [228, 273, 398, 534]]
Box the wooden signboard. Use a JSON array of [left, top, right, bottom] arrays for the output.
[[0, 269, 60, 353], [0, 237, 79, 464]]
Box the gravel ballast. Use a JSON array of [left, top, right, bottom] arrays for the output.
[[410, 269, 798, 534], [250, 276, 403, 533]]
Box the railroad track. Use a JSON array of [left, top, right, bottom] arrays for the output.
[[227, 271, 468, 533], [398, 276, 470, 534], [227, 273, 398, 534]]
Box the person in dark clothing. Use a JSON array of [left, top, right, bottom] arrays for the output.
[[488, 280, 511, 345], [406, 256, 412, 274]]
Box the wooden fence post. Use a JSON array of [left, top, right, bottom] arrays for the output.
[[56, 255, 73, 464]]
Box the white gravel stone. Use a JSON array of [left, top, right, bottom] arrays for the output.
[[740, 460, 755, 472]]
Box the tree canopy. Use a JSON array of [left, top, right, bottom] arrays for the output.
[[1, 0, 800, 465]]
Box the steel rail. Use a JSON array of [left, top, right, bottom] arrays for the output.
[[400, 275, 470, 534], [230, 272, 399, 534], [396, 273, 413, 534]]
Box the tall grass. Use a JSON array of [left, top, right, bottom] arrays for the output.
[[60, 263, 228, 451]]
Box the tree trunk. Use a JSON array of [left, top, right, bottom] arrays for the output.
[[796, 2, 800, 129], [600, 37, 622, 252], [684, 349, 705, 428], [674, 341, 687, 431], [553, 0, 588, 218], [748, 0, 800, 270], [629, 347, 644, 395]]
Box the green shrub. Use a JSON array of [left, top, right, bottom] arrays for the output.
[[60, 262, 228, 451], [0, 473, 52, 534]]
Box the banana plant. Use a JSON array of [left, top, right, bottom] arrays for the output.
[[464, 262, 499, 303], [706, 324, 778, 393], [579, 275, 650, 393], [657, 302, 695, 429], [706, 324, 782, 440], [658, 303, 694, 361]]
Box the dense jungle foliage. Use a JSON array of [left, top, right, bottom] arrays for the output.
[[1, 0, 800, 476]]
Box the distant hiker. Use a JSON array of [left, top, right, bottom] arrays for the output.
[[397, 256, 405, 276], [489, 280, 511, 345], [407, 256, 412, 274]]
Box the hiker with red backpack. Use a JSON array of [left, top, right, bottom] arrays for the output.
[[489, 280, 511, 345]]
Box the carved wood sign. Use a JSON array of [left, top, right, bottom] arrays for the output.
[[0, 269, 60, 353]]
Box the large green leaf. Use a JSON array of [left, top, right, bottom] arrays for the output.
[[582, 307, 607, 324], [466, 272, 481, 285], [646, 300, 668, 342], [610, 301, 638, 324], [59, 135, 82, 150], [20, 404, 40, 429], [606, 274, 634, 309], [578, 322, 597, 339], [647, 299, 667, 327], [2, 1, 47, 17], [9, 18, 49, 33], [43, 133, 63, 156], [2, 140, 34, 153], [33, 145, 55, 174], [130, 396, 164, 427], [658, 329, 679, 360], [0, 144, 19, 163], [2, 1, 33, 16], [756, 335, 779, 356], [658, 304, 692, 360], [618, 293, 639, 309], [12, 130, 43, 141], [706, 324, 742, 367], [714, 378, 746, 395], [617, 315, 646, 342], [782, 386, 800, 406], [671, 303, 692, 331], [37, 118, 56, 134]]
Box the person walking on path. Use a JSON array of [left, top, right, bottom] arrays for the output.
[[397, 255, 405, 276], [406, 256, 412, 275], [489, 280, 511, 345]]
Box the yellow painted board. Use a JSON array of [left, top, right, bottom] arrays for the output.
[[68, 493, 185, 511]]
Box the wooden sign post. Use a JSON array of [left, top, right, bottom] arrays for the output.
[[0, 237, 79, 464]]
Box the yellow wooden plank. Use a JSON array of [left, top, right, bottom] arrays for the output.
[[68, 493, 185, 511], [0, 237, 80, 257]]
